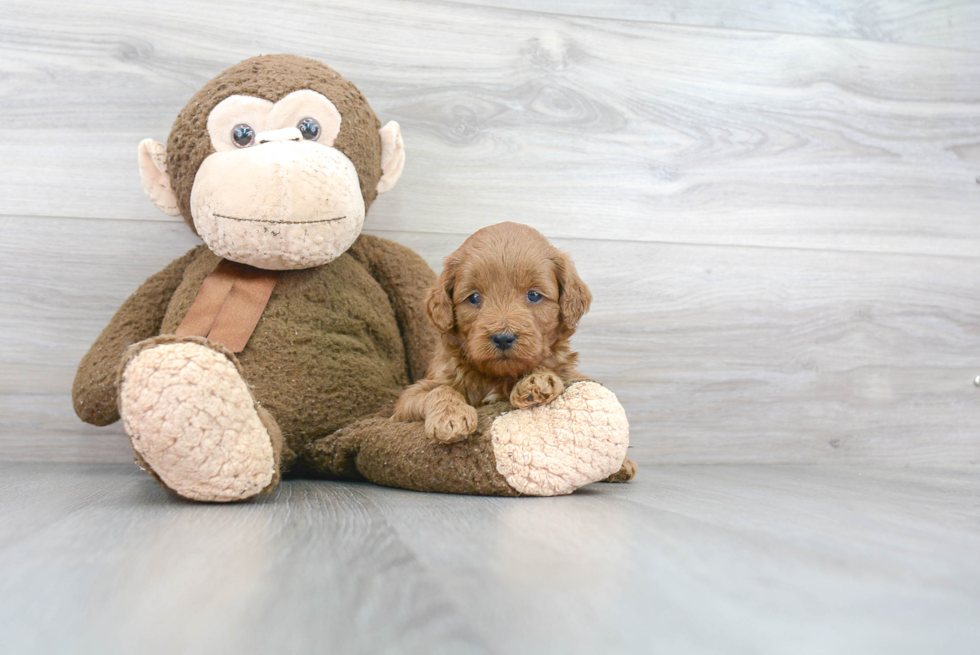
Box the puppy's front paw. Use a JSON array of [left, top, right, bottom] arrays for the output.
[[425, 402, 478, 443], [511, 370, 564, 409]]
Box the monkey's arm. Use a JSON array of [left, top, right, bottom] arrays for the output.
[[72, 246, 204, 425], [348, 234, 437, 383]]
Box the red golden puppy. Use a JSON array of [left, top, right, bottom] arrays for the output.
[[393, 222, 592, 443]]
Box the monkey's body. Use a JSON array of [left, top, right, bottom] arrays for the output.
[[72, 55, 633, 501], [159, 246, 410, 458], [74, 235, 436, 477]]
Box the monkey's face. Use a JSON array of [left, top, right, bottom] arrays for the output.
[[137, 56, 405, 271], [190, 90, 365, 270]]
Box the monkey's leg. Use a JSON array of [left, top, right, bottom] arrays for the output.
[[118, 336, 285, 502], [305, 381, 631, 496]]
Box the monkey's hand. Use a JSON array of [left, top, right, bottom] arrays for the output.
[[423, 385, 478, 443], [510, 368, 564, 409]]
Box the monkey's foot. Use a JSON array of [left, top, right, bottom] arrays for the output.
[[118, 338, 278, 502], [491, 381, 630, 496]]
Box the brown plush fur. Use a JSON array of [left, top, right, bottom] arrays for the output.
[[74, 238, 435, 461], [306, 400, 520, 496], [393, 222, 592, 443]]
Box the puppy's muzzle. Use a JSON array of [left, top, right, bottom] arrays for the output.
[[491, 333, 517, 351]]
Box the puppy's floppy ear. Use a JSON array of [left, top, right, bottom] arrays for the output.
[[426, 255, 459, 333], [553, 249, 592, 335]]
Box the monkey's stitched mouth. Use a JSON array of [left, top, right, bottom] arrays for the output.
[[214, 214, 347, 225]]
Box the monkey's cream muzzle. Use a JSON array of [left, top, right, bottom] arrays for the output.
[[191, 139, 366, 270]]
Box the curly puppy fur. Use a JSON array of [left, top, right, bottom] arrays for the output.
[[393, 222, 592, 443]]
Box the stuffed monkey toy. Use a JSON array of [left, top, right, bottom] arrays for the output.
[[72, 55, 632, 501]]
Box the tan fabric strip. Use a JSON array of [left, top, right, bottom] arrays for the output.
[[206, 266, 280, 353], [175, 260, 240, 338]]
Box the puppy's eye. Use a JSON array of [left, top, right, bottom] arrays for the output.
[[526, 290, 543, 304], [466, 293, 482, 307]]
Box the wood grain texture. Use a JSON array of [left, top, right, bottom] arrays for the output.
[[449, 0, 980, 52], [2, 1, 979, 465], [0, 464, 486, 654], [4, 218, 979, 465], [1, 0, 979, 257], [0, 463, 978, 654]]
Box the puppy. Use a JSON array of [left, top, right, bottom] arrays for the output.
[[393, 222, 592, 443]]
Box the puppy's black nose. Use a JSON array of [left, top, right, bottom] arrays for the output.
[[491, 333, 517, 350]]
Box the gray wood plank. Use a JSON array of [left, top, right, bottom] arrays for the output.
[[1, 0, 979, 257], [0, 462, 139, 549], [355, 464, 980, 654], [450, 0, 980, 52], [0, 464, 488, 655], [3, 217, 979, 465], [1, 462, 977, 654]]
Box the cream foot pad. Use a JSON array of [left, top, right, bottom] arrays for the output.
[[490, 381, 630, 496], [119, 341, 275, 502]]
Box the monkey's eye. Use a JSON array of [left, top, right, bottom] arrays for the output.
[[297, 117, 321, 140], [232, 124, 255, 148], [466, 292, 482, 307], [526, 290, 543, 304]]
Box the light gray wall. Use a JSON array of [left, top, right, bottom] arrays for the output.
[[1, 0, 978, 465]]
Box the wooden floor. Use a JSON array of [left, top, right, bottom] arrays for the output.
[[1, 462, 977, 654]]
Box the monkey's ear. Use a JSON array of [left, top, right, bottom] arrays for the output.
[[137, 139, 181, 216], [376, 121, 405, 194], [425, 256, 458, 333], [553, 250, 592, 336]]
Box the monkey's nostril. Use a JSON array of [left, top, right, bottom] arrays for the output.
[[491, 333, 517, 350]]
